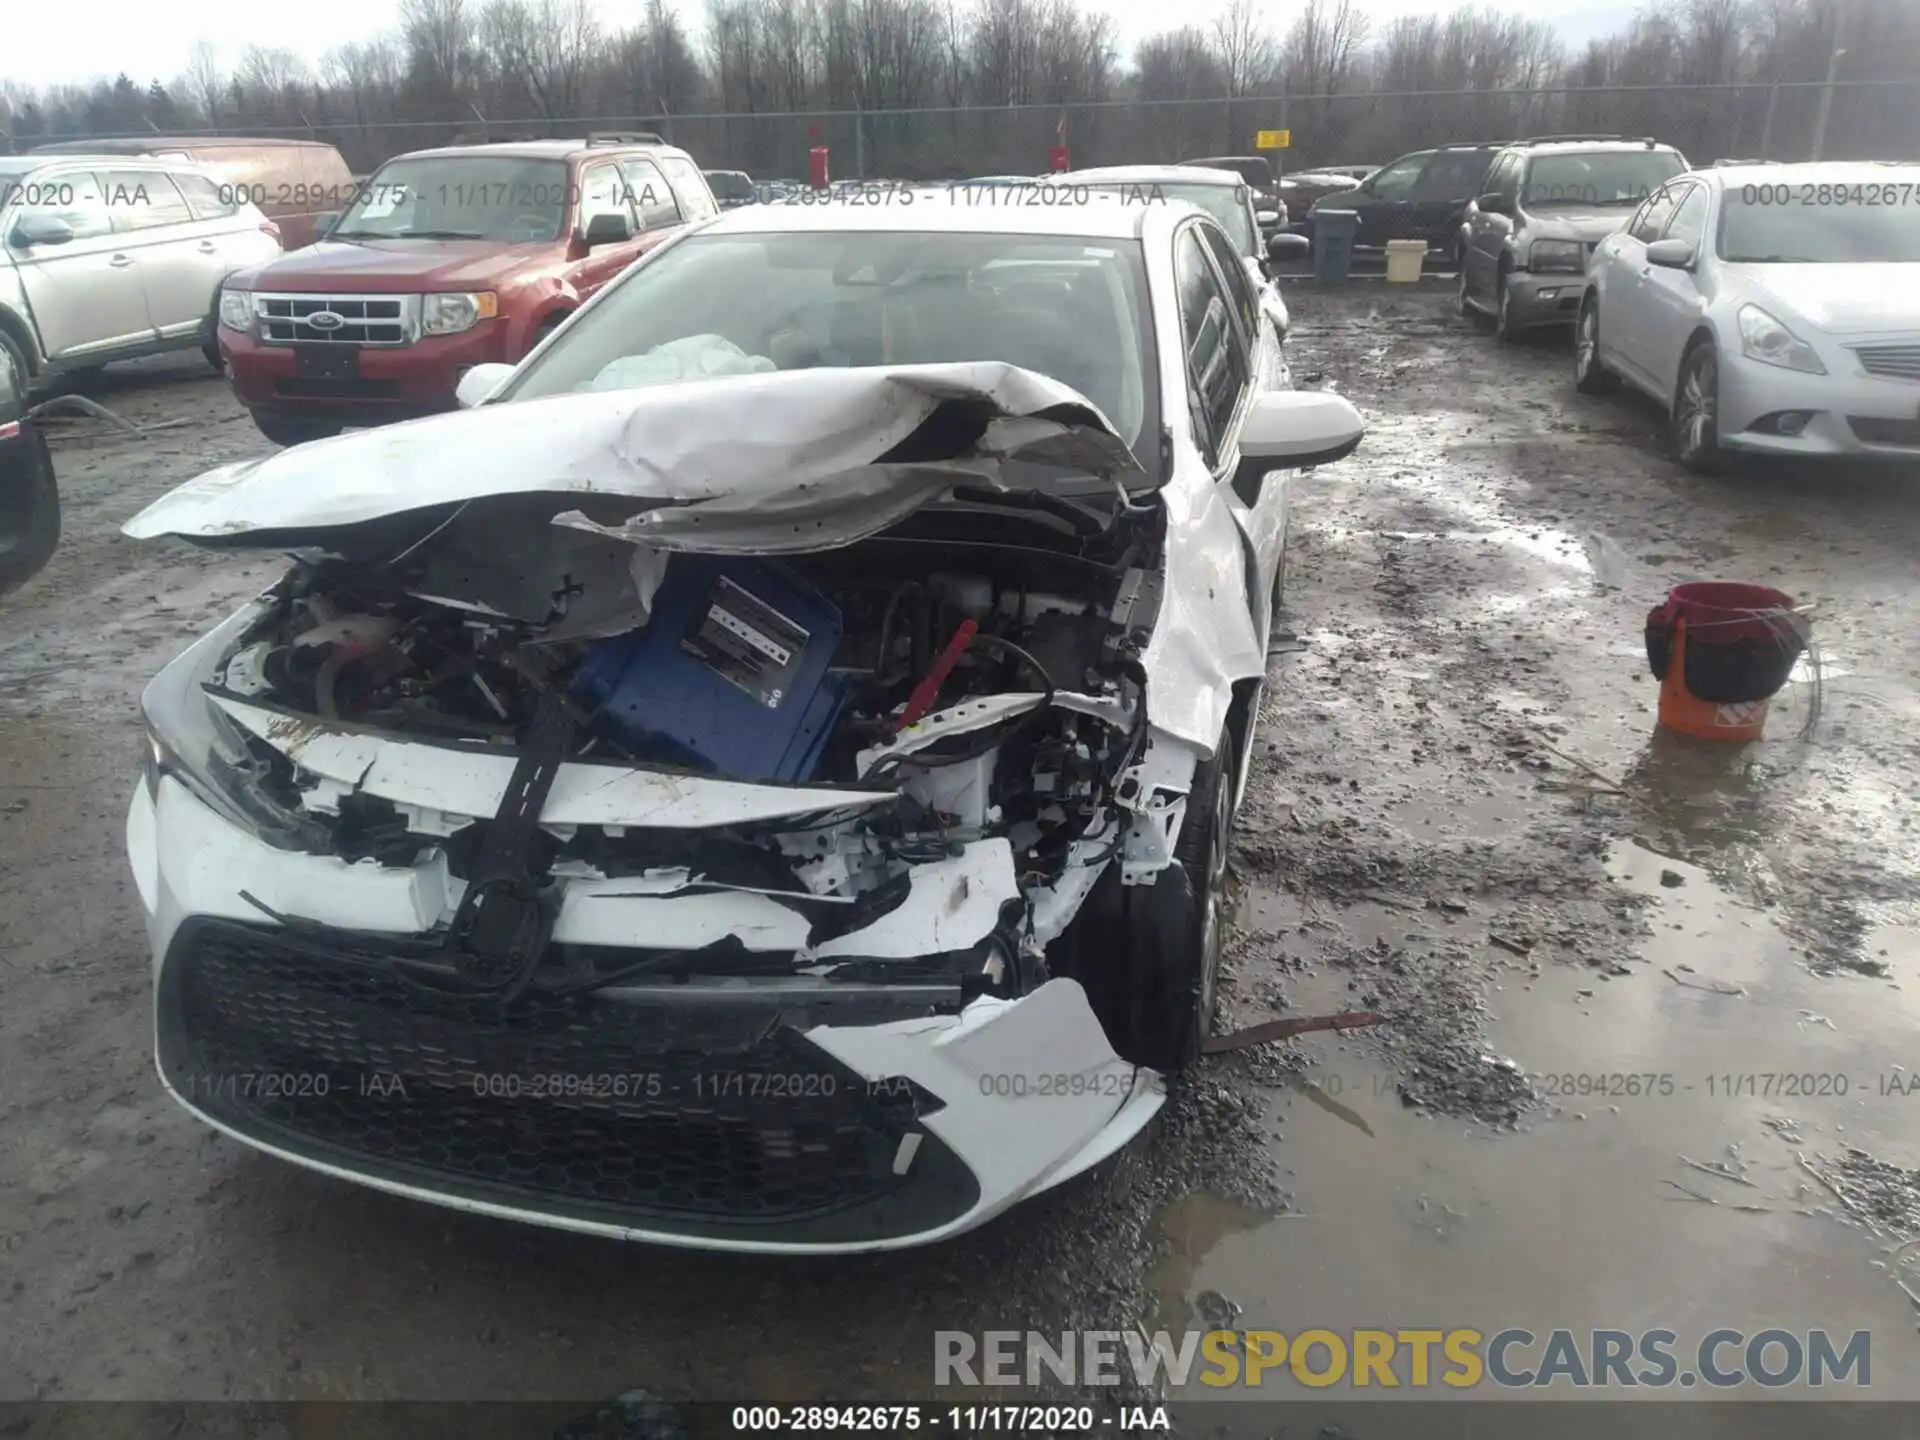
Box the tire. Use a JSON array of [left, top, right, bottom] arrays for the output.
[[1493, 266, 1523, 342], [0, 427, 60, 601], [1455, 261, 1474, 318], [0, 329, 33, 393], [528, 314, 567, 356], [1108, 740, 1236, 1071], [203, 340, 225, 373], [1574, 295, 1620, 395], [1672, 338, 1724, 474], [251, 412, 341, 448]]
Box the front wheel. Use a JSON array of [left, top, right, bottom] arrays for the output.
[[203, 341, 225, 373], [1113, 741, 1235, 1071], [251, 412, 341, 448], [1672, 339, 1724, 474], [1574, 296, 1620, 395]]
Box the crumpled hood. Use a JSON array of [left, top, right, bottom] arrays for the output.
[[122, 362, 1143, 552]]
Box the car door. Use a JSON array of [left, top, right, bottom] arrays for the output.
[[1175, 222, 1275, 652], [5, 168, 154, 358], [1465, 152, 1521, 299], [101, 168, 217, 338], [165, 169, 280, 312], [1636, 182, 1713, 398], [563, 159, 647, 303], [1351, 152, 1427, 247], [1413, 149, 1491, 252], [1606, 183, 1684, 383]]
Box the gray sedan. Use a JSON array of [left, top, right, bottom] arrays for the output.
[[1576, 162, 1920, 472]]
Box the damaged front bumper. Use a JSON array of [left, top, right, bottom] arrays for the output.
[[128, 767, 1165, 1252]]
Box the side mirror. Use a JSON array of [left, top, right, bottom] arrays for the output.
[[11, 213, 73, 247], [1474, 192, 1512, 217], [1234, 390, 1366, 496], [1267, 232, 1310, 263], [1646, 237, 1696, 269], [455, 362, 515, 408], [581, 211, 635, 247], [1255, 209, 1280, 227]]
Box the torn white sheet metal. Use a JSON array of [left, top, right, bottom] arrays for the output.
[[212, 696, 897, 830], [554, 884, 813, 952], [120, 363, 1142, 546], [808, 978, 1159, 1205], [854, 690, 1134, 776], [811, 839, 1018, 960]]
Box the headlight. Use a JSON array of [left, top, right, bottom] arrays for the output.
[[140, 600, 319, 850], [218, 288, 255, 332], [421, 291, 499, 336], [1528, 239, 1585, 274], [1737, 304, 1826, 375]]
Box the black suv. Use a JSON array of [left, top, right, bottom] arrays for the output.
[[1304, 143, 1503, 257]]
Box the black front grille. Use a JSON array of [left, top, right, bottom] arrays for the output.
[[261, 295, 409, 346], [1847, 416, 1920, 447], [158, 919, 979, 1243], [1855, 344, 1920, 381]]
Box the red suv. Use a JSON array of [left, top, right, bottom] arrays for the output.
[[214, 134, 718, 445]]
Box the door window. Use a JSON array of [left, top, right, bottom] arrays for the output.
[[1366, 154, 1427, 197], [173, 171, 240, 221], [578, 163, 637, 234], [1417, 151, 1493, 200], [620, 158, 683, 231], [1628, 185, 1681, 243], [1663, 184, 1709, 248], [104, 170, 194, 233], [1482, 153, 1522, 201], [1175, 226, 1251, 469], [1196, 220, 1261, 351], [13, 171, 113, 242], [655, 155, 718, 222]]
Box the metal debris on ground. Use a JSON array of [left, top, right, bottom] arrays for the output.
[[1202, 1009, 1387, 1055], [1663, 968, 1746, 997], [27, 393, 197, 439]]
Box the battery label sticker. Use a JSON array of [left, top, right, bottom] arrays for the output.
[[682, 576, 809, 709]]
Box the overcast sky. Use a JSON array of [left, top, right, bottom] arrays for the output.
[[3, 0, 1643, 92]]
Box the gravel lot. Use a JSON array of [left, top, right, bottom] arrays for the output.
[[3, 281, 1918, 1429]]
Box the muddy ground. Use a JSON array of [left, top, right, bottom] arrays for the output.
[[2, 283, 1919, 1432]]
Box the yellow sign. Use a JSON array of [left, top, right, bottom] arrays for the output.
[[1255, 129, 1291, 150]]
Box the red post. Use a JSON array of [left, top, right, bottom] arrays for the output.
[[809, 147, 830, 188], [1049, 145, 1070, 172]]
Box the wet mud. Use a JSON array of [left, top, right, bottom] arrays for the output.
[[3, 291, 1919, 1418]]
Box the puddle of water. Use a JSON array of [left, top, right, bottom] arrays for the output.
[[1157, 846, 1920, 1402]]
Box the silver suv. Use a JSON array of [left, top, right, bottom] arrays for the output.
[[0, 154, 283, 384], [1456, 136, 1689, 339]]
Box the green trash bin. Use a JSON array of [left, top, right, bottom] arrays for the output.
[[1313, 208, 1360, 281]]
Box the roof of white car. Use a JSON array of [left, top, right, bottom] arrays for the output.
[[1065, 165, 1246, 188], [1689, 159, 1920, 188], [703, 191, 1157, 240]]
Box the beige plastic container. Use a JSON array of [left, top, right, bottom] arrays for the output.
[[1385, 239, 1427, 282]]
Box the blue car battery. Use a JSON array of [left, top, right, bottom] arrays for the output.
[[570, 556, 852, 784]]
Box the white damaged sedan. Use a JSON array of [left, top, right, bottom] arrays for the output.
[[123, 195, 1364, 1252]]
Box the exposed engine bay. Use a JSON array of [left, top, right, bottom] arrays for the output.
[[196, 507, 1180, 993]]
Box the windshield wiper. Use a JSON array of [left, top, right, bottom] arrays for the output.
[[390, 229, 489, 239], [326, 229, 386, 239]]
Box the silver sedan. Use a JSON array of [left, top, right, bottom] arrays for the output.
[[1575, 161, 1920, 472]]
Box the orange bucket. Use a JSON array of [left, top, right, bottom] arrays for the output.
[[1657, 619, 1770, 741]]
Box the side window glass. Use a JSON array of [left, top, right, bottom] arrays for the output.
[[658, 156, 718, 222], [104, 170, 194, 232], [1175, 228, 1250, 469], [579, 164, 635, 230], [620, 158, 683, 231], [1368, 155, 1425, 196], [1630, 186, 1680, 243], [174, 171, 239, 221], [14, 171, 114, 241], [1487, 155, 1520, 199], [1664, 185, 1709, 247], [1197, 221, 1260, 348]]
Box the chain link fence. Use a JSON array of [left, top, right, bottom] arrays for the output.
[[15, 81, 1918, 180]]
